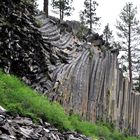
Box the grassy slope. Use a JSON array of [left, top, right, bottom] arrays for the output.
[[0, 71, 139, 140]]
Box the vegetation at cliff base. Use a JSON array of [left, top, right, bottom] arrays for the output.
[[0, 70, 139, 140]]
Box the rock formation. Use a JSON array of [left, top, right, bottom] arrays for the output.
[[35, 14, 140, 136], [0, 0, 140, 136], [0, 106, 91, 140]]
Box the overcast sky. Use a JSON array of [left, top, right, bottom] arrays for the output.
[[37, 0, 140, 35]]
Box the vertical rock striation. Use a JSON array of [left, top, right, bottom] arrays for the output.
[[0, 4, 140, 136], [36, 14, 140, 135]]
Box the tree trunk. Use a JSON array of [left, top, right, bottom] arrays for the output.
[[105, 34, 108, 43], [89, 0, 92, 31], [62, 8, 64, 21], [44, 0, 49, 17], [128, 4, 132, 86], [59, 0, 63, 22], [60, 4, 61, 21], [128, 26, 132, 85], [60, 0, 64, 22]]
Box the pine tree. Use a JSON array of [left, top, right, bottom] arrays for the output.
[[103, 23, 113, 45], [80, 0, 100, 31], [44, 0, 49, 17], [51, 0, 74, 21], [116, 2, 140, 85]]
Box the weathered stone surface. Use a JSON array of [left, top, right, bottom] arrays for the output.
[[35, 14, 140, 136], [0, 107, 90, 140], [0, 0, 140, 136]]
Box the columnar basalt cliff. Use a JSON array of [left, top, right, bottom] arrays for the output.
[[0, 1, 140, 136], [34, 14, 140, 136]]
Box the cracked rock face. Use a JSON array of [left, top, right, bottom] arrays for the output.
[[0, 0, 140, 136], [0, 106, 91, 140], [36, 14, 140, 136], [0, 0, 51, 94]]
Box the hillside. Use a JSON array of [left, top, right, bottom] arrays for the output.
[[0, 71, 139, 140], [0, 0, 140, 139]]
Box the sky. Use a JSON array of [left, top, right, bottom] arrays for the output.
[[36, 0, 140, 35]]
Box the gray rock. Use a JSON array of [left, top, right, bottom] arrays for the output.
[[19, 127, 33, 138], [0, 134, 13, 140], [1, 1, 140, 136], [0, 106, 90, 140], [0, 115, 5, 125], [13, 117, 33, 126], [68, 134, 82, 140], [0, 106, 7, 115]]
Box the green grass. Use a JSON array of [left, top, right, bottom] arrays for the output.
[[0, 71, 73, 131], [0, 70, 139, 140]]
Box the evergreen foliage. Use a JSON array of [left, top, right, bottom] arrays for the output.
[[51, 0, 74, 21], [103, 23, 113, 46], [80, 0, 100, 31], [116, 2, 140, 86]]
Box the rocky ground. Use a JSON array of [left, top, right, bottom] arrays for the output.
[[0, 106, 92, 140]]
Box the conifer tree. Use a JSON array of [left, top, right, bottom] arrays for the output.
[[80, 0, 100, 31], [103, 23, 113, 45], [116, 2, 140, 85], [51, 0, 74, 21]]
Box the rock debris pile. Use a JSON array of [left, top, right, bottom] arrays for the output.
[[0, 106, 91, 140], [0, 0, 49, 91]]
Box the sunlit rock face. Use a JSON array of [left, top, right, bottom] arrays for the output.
[[0, 0, 140, 135]]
